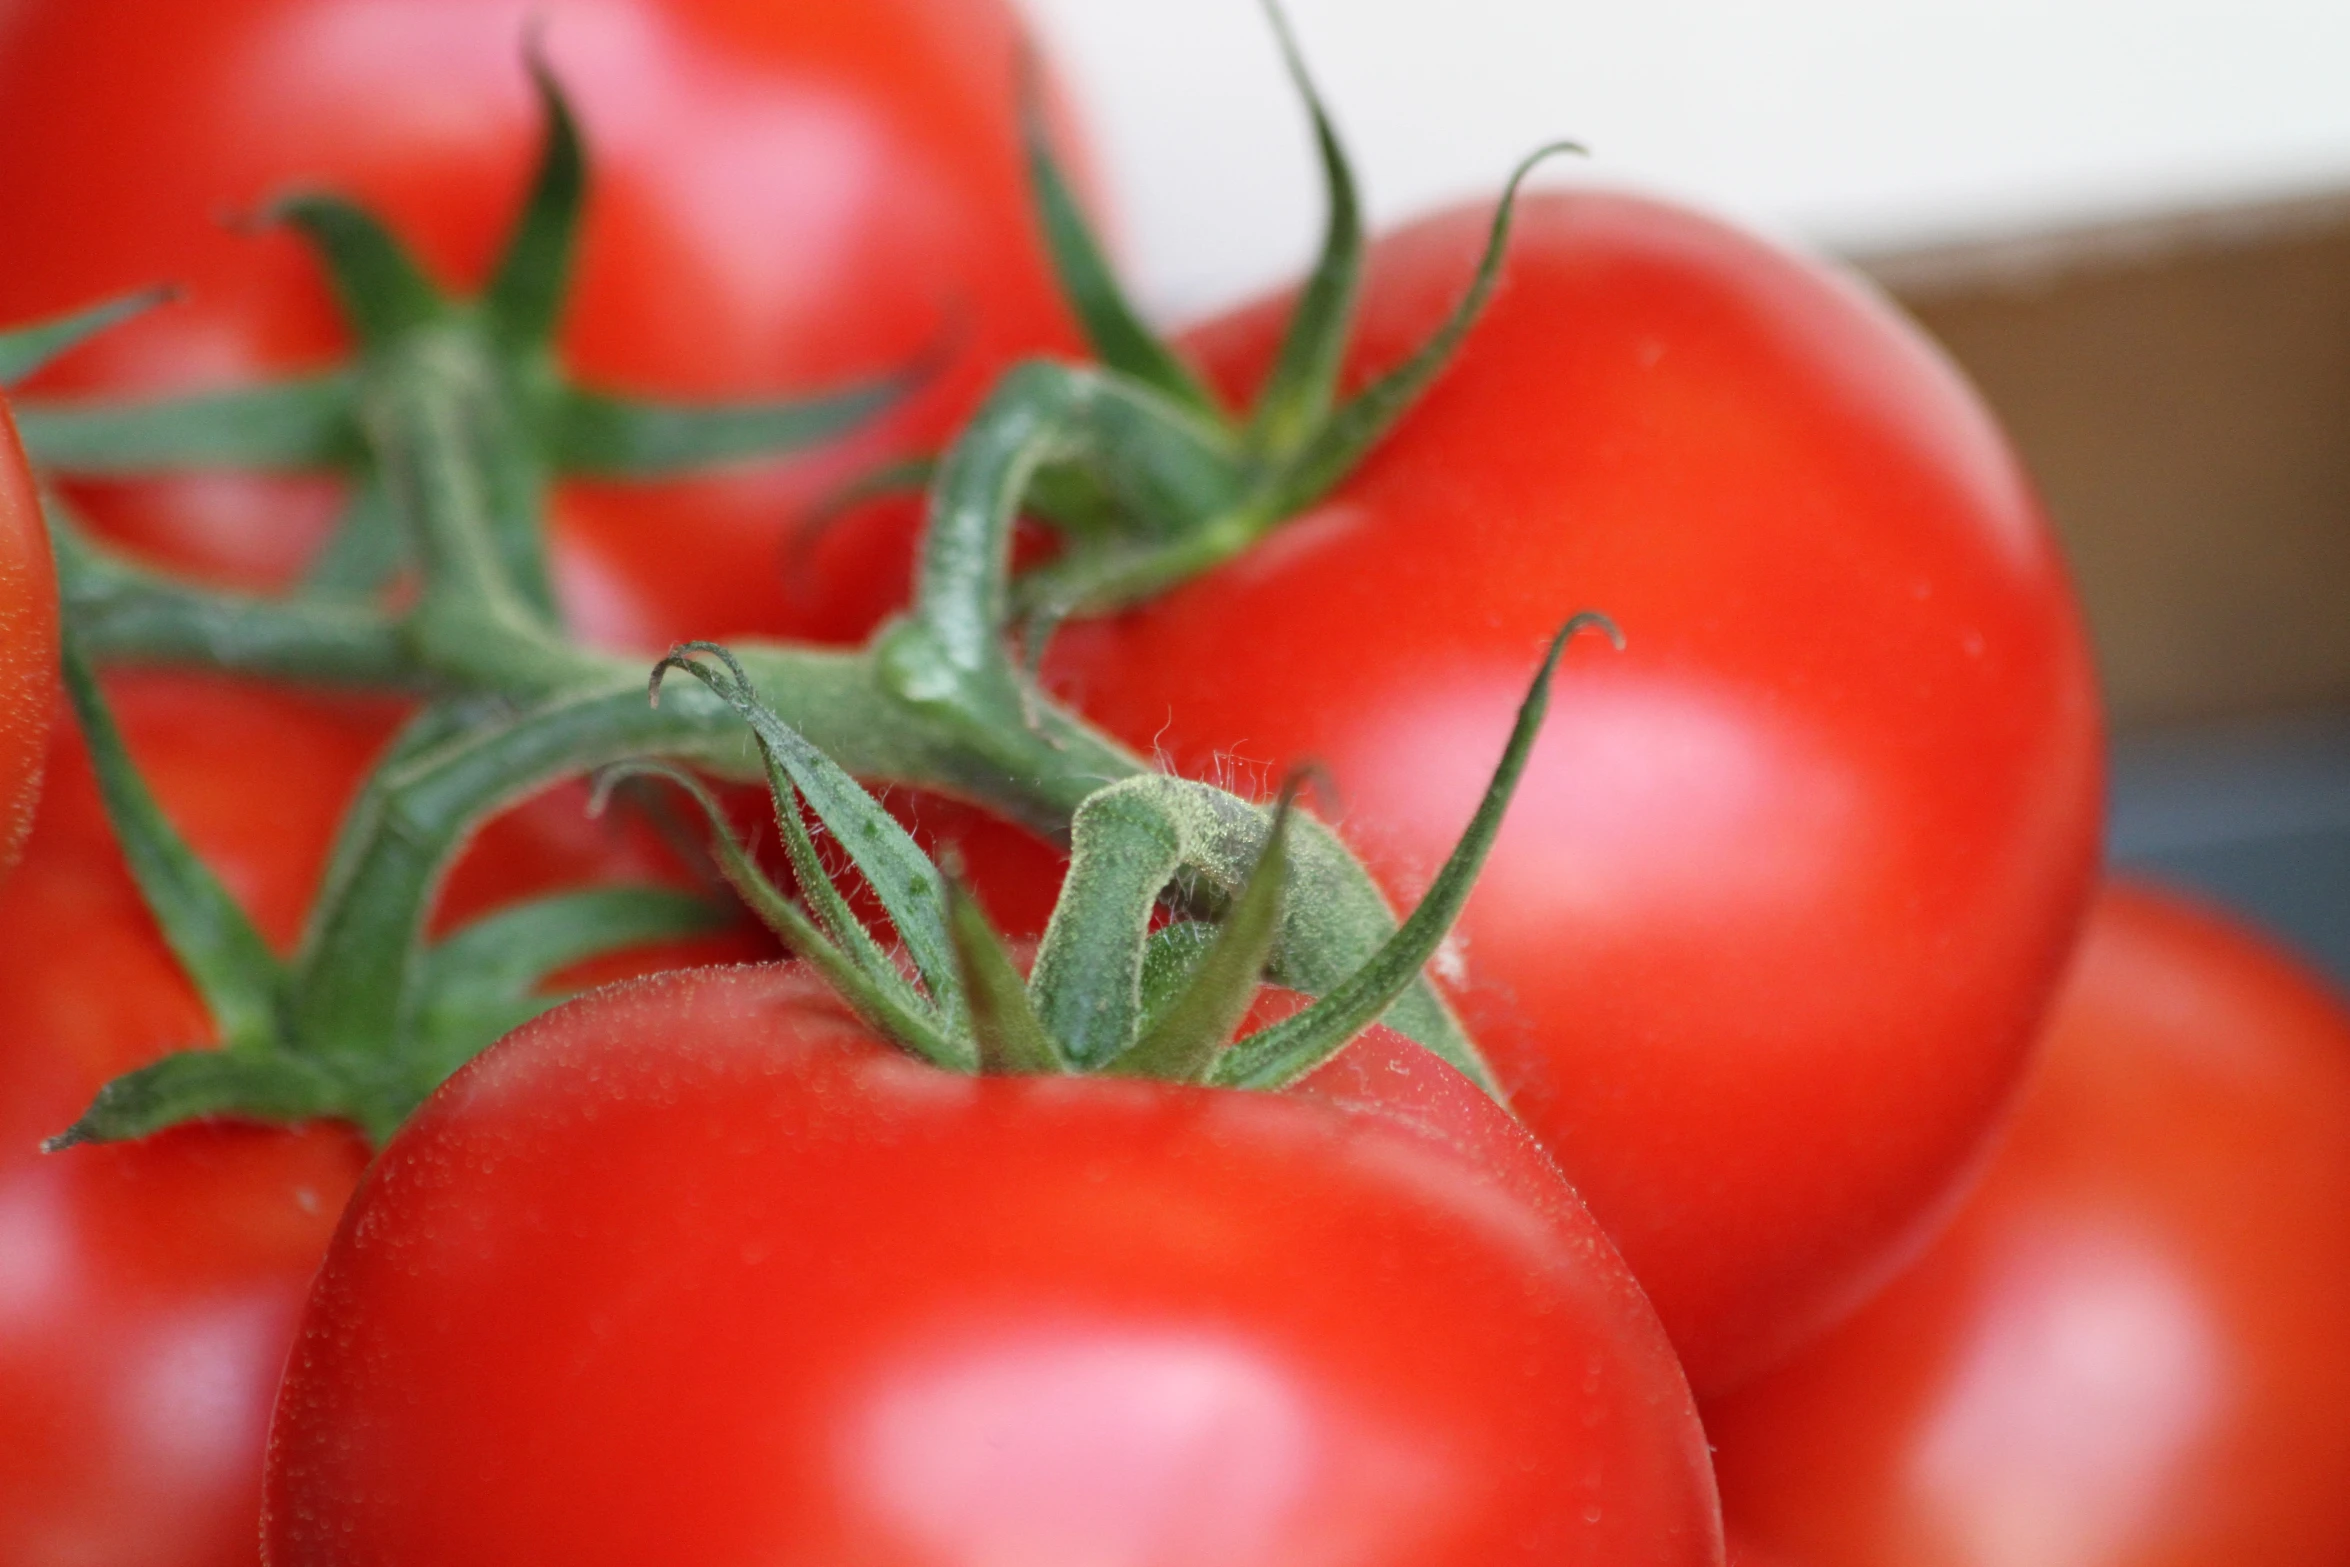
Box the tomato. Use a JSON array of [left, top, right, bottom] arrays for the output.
[[1705, 882, 2350, 1567], [0, 397, 53, 877], [1042, 190, 2103, 1393], [265, 962, 1724, 1566], [0, 678, 381, 1567], [0, 0, 1084, 648], [0, 671, 767, 1566]]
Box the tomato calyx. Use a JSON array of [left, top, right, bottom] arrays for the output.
[[14, 51, 908, 614], [41, 636, 731, 1149], [614, 619, 1609, 1090], [965, 1, 1581, 634], [26, 11, 1623, 1152]]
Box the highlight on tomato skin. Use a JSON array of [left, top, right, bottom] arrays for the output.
[[0, 0, 1090, 647], [1039, 185, 2104, 1397], [1705, 880, 2350, 1567], [263, 962, 1726, 1567], [0, 397, 54, 877]]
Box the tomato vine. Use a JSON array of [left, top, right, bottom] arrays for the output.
[[20, 23, 1597, 1148]]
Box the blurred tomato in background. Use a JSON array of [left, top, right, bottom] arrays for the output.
[[0, 0, 1088, 649], [1707, 882, 2350, 1567]]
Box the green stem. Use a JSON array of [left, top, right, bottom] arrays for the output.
[[52, 507, 416, 687]]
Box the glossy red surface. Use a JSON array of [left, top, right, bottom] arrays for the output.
[[1708, 883, 2350, 1567], [1045, 190, 2104, 1393], [0, 400, 52, 875], [0, 0, 1085, 647], [265, 963, 1724, 1567]]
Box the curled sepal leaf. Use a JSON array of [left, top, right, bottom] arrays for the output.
[[412, 885, 731, 1074], [17, 373, 361, 474], [272, 194, 448, 346], [1240, 0, 1363, 460], [0, 288, 174, 387], [1020, 50, 1221, 420], [1135, 921, 1219, 1033], [483, 44, 588, 349], [652, 643, 965, 1029], [1106, 781, 1298, 1083], [57, 630, 285, 1051], [907, 360, 1239, 690], [1214, 612, 1619, 1090], [45, 1049, 359, 1152], [1026, 772, 1484, 1083], [1263, 140, 1583, 519], [947, 881, 1066, 1075], [1026, 779, 1184, 1068], [593, 762, 965, 1069], [551, 380, 907, 477]]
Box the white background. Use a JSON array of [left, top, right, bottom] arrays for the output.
[[1021, 0, 2350, 320]]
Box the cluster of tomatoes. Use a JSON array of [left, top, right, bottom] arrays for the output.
[[1, 1, 2347, 1564]]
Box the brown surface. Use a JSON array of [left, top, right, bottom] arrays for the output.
[[1853, 192, 2350, 729]]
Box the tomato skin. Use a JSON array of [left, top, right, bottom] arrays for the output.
[[1043, 190, 2103, 1393], [1705, 883, 2350, 1567], [0, 0, 1084, 647], [0, 672, 767, 1566], [0, 399, 53, 877], [264, 963, 1723, 1567], [0, 681, 377, 1567]]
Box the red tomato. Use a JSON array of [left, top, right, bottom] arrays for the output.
[[1043, 190, 2103, 1393], [0, 0, 1084, 647], [0, 398, 53, 876], [1706, 883, 2350, 1567], [0, 672, 766, 1566], [265, 962, 1724, 1566]]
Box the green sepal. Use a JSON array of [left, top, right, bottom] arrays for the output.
[[1215, 612, 1617, 1089], [1262, 140, 1581, 518], [1107, 783, 1295, 1082], [705, 672, 932, 1026], [1020, 53, 1222, 420], [1135, 920, 1218, 1034], [300, 473, 408, 599], [45, 1049, 360, 1152], [52, 503, 410, 686], [651, 644, 965, 1030], [596, 760, 964, 1069], [1022, 459, 1125, 540], [273, 194, 449, 345], [421, 884, 727, 1006], [15, 374, 361, 473], [1029, 772, 1485, 1083], [57, 630, 285, 1050], [948, 881, 1065, 1075], [411, 884, 730, 1082], [551, 379, 904, 476], [1240, 0, 1363, 460], [1027, 784, 1183, 1068], [909, 360, 1240, 686], [482, 47, 588, 349], [0, 288, 174, 387]]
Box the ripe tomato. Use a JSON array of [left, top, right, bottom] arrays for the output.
[[1705, 883, 2350, 1567], [0, 397, 53, 876], [0, 678, 383, 1567], [0, 671, 766, 1566], [0, 0, 1084, 647], [1043, 190, 2103, 1393], [265, 962, 1724, 1566]]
